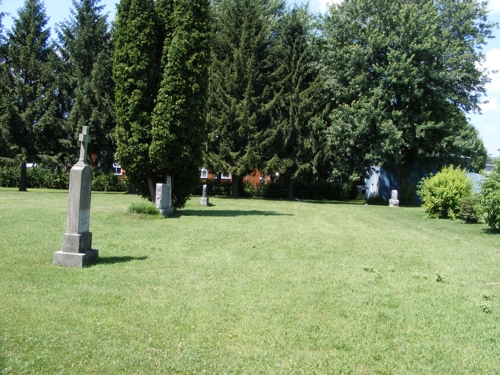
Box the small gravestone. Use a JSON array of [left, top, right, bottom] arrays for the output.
[[200, 184, 209, 206], [156, 176, 174, 216], [54, 126, 98, 267], [389, 190, 399, 207]]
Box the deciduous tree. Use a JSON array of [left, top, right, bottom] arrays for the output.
[[321, 0, 493, 186]]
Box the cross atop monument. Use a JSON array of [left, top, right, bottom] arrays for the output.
[[78, 126, 91, 164]]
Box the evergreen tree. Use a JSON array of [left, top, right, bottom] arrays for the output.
[[321, 0, 493, 187], [263, 6, 326, 199], [0, 3, 9, 158], [3, 0, 63, 190], [207, 0, 284, 196], [113, 0, 159, 199], [150, 0, 210, 209], [57, 0, 115, 169]]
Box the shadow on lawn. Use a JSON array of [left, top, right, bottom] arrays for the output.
[[482, 227, 500, 235], [175, 209, 292, 217], [96, 256, 148, 265], [300, 199, 367, 206]]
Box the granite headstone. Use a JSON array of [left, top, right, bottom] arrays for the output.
[[200, 184, 209, 206], [155, 176, 174, 216], [54, 126, 98, 267], [389, 189, 399, 207]]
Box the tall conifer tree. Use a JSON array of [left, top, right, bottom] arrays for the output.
[[264, 6, 326, 199], [58, 0, 115, 168], [3, 0, 63, 190], [113, 0, 159, 199], [207, 0, 284, 196], [150, 0, 210, 208]]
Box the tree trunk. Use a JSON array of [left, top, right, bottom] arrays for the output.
[[148, 177, 156, 202], [19, 161, 27, 192], [231, 175, 241, 197], [287, 177, 294, 200]]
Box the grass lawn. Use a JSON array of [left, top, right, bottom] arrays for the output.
[[1, 187, 499, 374]]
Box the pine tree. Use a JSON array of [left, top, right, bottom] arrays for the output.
[[3, 0, 63, 190], [113, 0, 159, 199], [0, 3, 9, 157], [57, 0, 115, 169], [263, 6, 326, 199], [150, 0, 210, 208], [207, 0, 284, 196]]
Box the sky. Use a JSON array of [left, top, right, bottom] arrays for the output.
[[1, 0, 500, 157]]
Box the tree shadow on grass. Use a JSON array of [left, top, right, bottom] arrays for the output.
[[173, 209, 292, 217], [300, 199, 367, 206], [482, 227, 500, 235], [95, 255, 148, 265]]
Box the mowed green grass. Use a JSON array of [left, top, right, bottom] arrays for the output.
[[0, 187, 499, 374]]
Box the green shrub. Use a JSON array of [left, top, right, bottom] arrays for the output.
[[40, 170, 69, 190], [458, 196, 479, 224], [92, 172, 129, 192], [417, 165, 474, 220], [478, 158, 500, 230], [128, 201, 159, 215], [0, 166, 19, 187], [0, 166, 70, 189]]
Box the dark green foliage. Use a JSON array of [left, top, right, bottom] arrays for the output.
[[193, 179, 233, 197], [458, 196, 479, 224], [128, 200, 159, 215], [321, 0, 493, 183], [451, 123, 488, 173], [113, 0, 159, 200], [57, 0, 115, 168], [0, 166, 19, 187], [478, 158, 500, 230], [242, 179, 357, 200], [417, 165, 474, 220], [263, 6, 328, 199], [150, 0, 210, 209], [0, 166, 69, 189], [3, 0, 65, 190], [92, 172, 129, 192], [207, 0, 285, 196]]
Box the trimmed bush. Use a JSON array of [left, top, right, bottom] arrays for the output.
[[478, 158, 500, 230], [458, 196, 479, 224], [417, 165, 474, 220]]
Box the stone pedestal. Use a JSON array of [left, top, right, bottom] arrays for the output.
[[200, 184, 209, 206], [54, 126, 98, 267], [389, 189, 399, 207], [156, 177, 174, 216]]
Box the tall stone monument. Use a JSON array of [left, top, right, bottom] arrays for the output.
[[200, 184, 209, 206], [53, 126, 98, 267], [155, 176, 174, 216]]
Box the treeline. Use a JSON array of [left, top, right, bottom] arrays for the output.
[[0, 0, 492, 206]]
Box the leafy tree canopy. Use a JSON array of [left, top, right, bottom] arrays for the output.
[[321, 0, 493, 183]]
